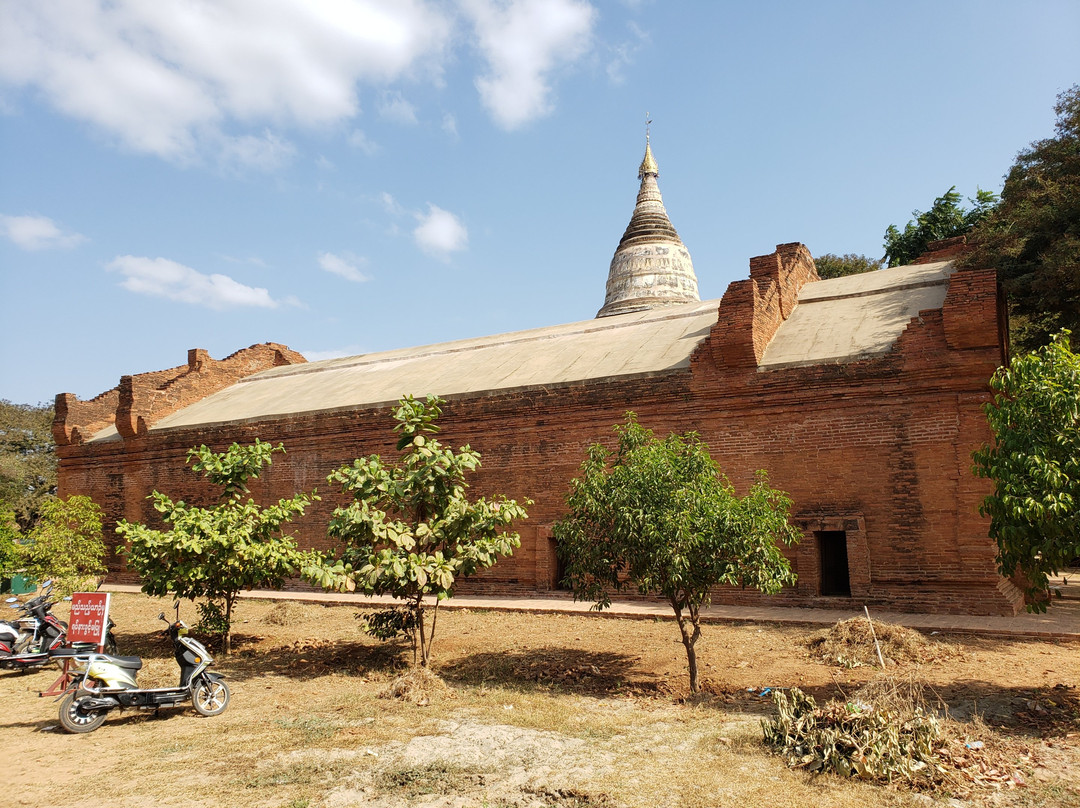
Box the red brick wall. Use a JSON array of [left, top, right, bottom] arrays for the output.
[[56, 247, 1020, 615]]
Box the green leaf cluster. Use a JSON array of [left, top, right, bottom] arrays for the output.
[[961, 85, 1080, 352], [318, 395, 529, 666], [360, 607, 418, 643], [553, 415, 799, 692], [117, 440, 317, 652], [813, 253, 883, 280], [0, 400, 57, 531], [883, 186, 998, 267], [972, 331, 1080, 609], [20, 495, 106, 597], [0, 507, 21, 578]]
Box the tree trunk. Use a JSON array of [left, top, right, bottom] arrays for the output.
[[671, 598, 702, 693], [223, 595, 234, 656], [415, 594, 429, 667], [428, 599, 440, 663]]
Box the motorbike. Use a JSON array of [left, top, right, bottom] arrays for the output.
[[56, 606, 229, 734], [0, 581, 118, 671], [1, 581, 71, 670]]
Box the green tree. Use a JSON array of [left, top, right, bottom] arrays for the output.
[[553, 415, 801, 693], [118, 440, 317, 653], [972, 331, 1080, 610], [0, 401, 57, 531], [310, 395, 530, 667], [884, 187, 998, 267], [22, 495, 105, 597], [814, 253, 883, 280], [961, 86, 1080, 352], [0, 506, 24, 579]]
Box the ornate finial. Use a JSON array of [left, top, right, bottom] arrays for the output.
[[638, 116, 658, 179], [599, 117, 698, 317]]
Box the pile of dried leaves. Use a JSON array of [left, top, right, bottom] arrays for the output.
[[379, 665, 450, 705], [260, 601, 307, 626], [1012, 683, 1080, 733], [762, 677, 942, 784], [933, 732, 1030, 794], [763, 674, 1053, 796], [807, 617, 958, 668]]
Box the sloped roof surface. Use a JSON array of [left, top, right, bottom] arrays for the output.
[[90, 261, 956, 440], [759, 261, 954, 369], [146, 300, 721, 433]]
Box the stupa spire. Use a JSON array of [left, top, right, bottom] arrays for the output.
[[639, 116, 658, 178], [597, 126, 700, 318]]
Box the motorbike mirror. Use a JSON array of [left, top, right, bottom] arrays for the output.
[[4, 597, 16, 603], [158, 612, 166, 621], [41, 579, 53, 588]]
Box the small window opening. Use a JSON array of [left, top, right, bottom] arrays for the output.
[[817, 530, 851, 597]]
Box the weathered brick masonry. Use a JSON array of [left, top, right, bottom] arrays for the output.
[[55, 240, 1022, 616]]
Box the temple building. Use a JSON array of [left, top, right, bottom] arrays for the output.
[[55, 140, 1021, 615]]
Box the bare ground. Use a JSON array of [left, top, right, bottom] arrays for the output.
[[0, 593, 1077, 808]]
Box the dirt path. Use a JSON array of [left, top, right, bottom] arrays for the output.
[[1, 594, 1076, 808]]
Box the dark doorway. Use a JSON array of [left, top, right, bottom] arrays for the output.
[[817, 531, 851, 597], [551, 538, 570, 590]]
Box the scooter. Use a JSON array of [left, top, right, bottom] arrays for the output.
[[56, 607, 229, 734], [0, 581, 69, 670], [1, 581, 118, 671]]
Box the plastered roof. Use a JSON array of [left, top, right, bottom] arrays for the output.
[[145, 299, 722, 433], [759, 261, 954, 369], [90, 260, 955, 439]]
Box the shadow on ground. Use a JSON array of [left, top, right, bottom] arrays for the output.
[[441, 646, 668, 697]]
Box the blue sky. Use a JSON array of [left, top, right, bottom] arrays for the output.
[[1, 0, 1077, 406]]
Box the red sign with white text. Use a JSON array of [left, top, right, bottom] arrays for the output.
[[69, 592, 111, 647]]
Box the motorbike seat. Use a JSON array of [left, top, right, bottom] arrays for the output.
[[102, 655, 143, 670]]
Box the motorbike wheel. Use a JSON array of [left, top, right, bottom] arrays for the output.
[[192, 678, 230, 717], [58, 693, 108, 734]]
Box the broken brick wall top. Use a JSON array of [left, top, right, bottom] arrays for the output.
[[53, 343, 305, 446]]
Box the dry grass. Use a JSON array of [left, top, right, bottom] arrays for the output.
[[807, 617, 959, 668], [260, 600, 309, 626], [379, 665, 451, 704], [0, 593, 1076, 808]]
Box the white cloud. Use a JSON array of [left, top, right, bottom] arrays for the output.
[[0, 214, 85, 251], [348, 129, 379, 155], [107, 255, 281, 309], [461, 0, 596, 130], [318, 251, 370, 283], [380, 192, 405, 216], [0, 1, 452, 162], [216, 130, 296, 172], [377, 90, 418, 125], [442, 112, 459, 139], [606, 21, 649, 84], [413, 204, 468, 258]]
